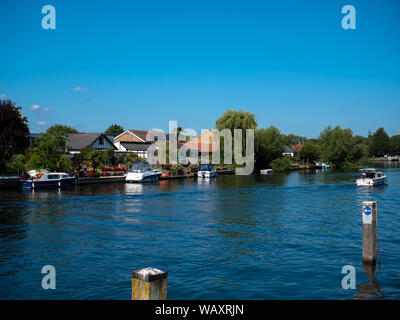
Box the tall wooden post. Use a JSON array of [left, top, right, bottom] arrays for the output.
[[362, 201, 377, 265], [132, 267, 168, 300]]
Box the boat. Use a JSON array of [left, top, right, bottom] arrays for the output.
[[197, 163, 217, 178], [260, 169, 273, 175], [125, 161, 162, 182], [356, 168, 386, 187], [21, 170, 75, 189], [316, 162, 330, 170]]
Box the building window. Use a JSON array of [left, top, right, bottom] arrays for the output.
[[99, 137, 104, 145]]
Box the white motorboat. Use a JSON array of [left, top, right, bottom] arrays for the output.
[[126, 161, 162, 182], [260, 169, 273, 175], [356, 168, 386, 187], [21, 170, 75, 189], [197, 163, 218, 178], [316, 162, 330, 170]]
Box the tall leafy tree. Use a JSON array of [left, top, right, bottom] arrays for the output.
[[26, 132, 71, 171], [369, 127, 390, 157], [389, 135, 400, 156], [105, 124, 124, 137], [46, 124, 78, 136], [0, 99, 30, 164], [254, 126, 285, 169], [215, 110, 257, 164], [299, 140, 320, 163], [318, 126, 366, 166]]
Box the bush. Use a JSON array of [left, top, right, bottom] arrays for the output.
[[171, 163, 184, 175], [271, 157, 292, 172]]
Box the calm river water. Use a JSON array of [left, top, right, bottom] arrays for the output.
[[1, 163, 400, 299]]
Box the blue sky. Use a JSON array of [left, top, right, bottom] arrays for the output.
[[1, 0, 400, 138]]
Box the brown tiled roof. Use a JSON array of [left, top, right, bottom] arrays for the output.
[[127, 129, 149, 141], [292, 143, 303, 152], [284, 146, 296, 153], [127, 129, 168, 142], [184, 142, 219, 153]]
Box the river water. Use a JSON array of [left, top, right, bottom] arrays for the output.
[[1, 163, 399, 299]]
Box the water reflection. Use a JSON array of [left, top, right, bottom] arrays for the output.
[[124, 183, 144, 195], [354, 264, 383, 300], [0, 167, 399, 299]]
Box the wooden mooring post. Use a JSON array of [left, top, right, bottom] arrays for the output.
[[362, 201, 377, 265], [132, 267, 168, 300]]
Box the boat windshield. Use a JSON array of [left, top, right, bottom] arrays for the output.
[[199, 163, 211, 171], [129, 161, 152, 172]]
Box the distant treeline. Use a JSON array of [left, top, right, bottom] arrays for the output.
[[1, 99, 399, 174]]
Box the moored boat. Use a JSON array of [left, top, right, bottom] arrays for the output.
[[21, 170, 75, 189], [260, 169, 273, 175], [125, 161, 162, 182], [316, 162, 330, 170], [197, 163, 217, 178], [356, 168, 386, 187]]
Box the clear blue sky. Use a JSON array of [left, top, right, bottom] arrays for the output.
[[1, 0, 399, 138]]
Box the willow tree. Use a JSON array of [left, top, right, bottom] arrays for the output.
[[215, 110, 257, 165]]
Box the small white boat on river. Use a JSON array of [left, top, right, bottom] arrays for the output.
[[21, 170, 75, 189], [126, 161, 162, 182], [356, 168, 386, 187], [197, 163, 217, 178]]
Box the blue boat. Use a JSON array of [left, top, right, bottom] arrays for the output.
[[21, 170, 75, 189]]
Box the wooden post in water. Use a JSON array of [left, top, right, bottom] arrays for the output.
[[132, 267, 168, 300], [362, 201, 377, 265]]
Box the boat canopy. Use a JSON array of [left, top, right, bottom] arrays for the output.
[[129, 161, 152, 172], [359, 168, 377, 172], [199, 163, 212, 171]]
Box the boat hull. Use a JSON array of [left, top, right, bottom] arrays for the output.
[[21, 177, 75, 189], [126, 172, 161, 182], [197, 171, 218, 178], [356, 177, 385, 187]]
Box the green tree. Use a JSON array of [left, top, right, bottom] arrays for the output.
[[105, 124, 124, 137], [75, 146, 106, 169], [118, 152, 144, 168], [0, 99, 30, 167], [318, 126, 362, 167], [271, 157, 292, 172], [46, 124, 78, 136], [284, 134, 307, 146], [389, 135, 400, 156], [369, 127, 390, 157], [299, 140, 320, 164], [254, 126, 285, 169], [215, 110, 257, 164], [215, 110, 257, 132], [106, 148, 117, 166], [25, 132, 71, 171], [10, 154, 26, 173]]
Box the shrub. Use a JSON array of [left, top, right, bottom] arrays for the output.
[[271, 157, 292, 172]]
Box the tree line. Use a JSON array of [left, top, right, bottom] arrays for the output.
[[1, 98, 399, 174]]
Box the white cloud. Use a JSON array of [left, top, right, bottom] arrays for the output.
[[0, 94, 6, 99], [38, 121, 47, 126], [31, 104, 40, 110], [72, 86, 88, 92], [43, 107, 51, 112]]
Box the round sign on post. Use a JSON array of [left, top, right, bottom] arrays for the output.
[[363, 206, 372, 215], [362, 205, 373, 224]]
